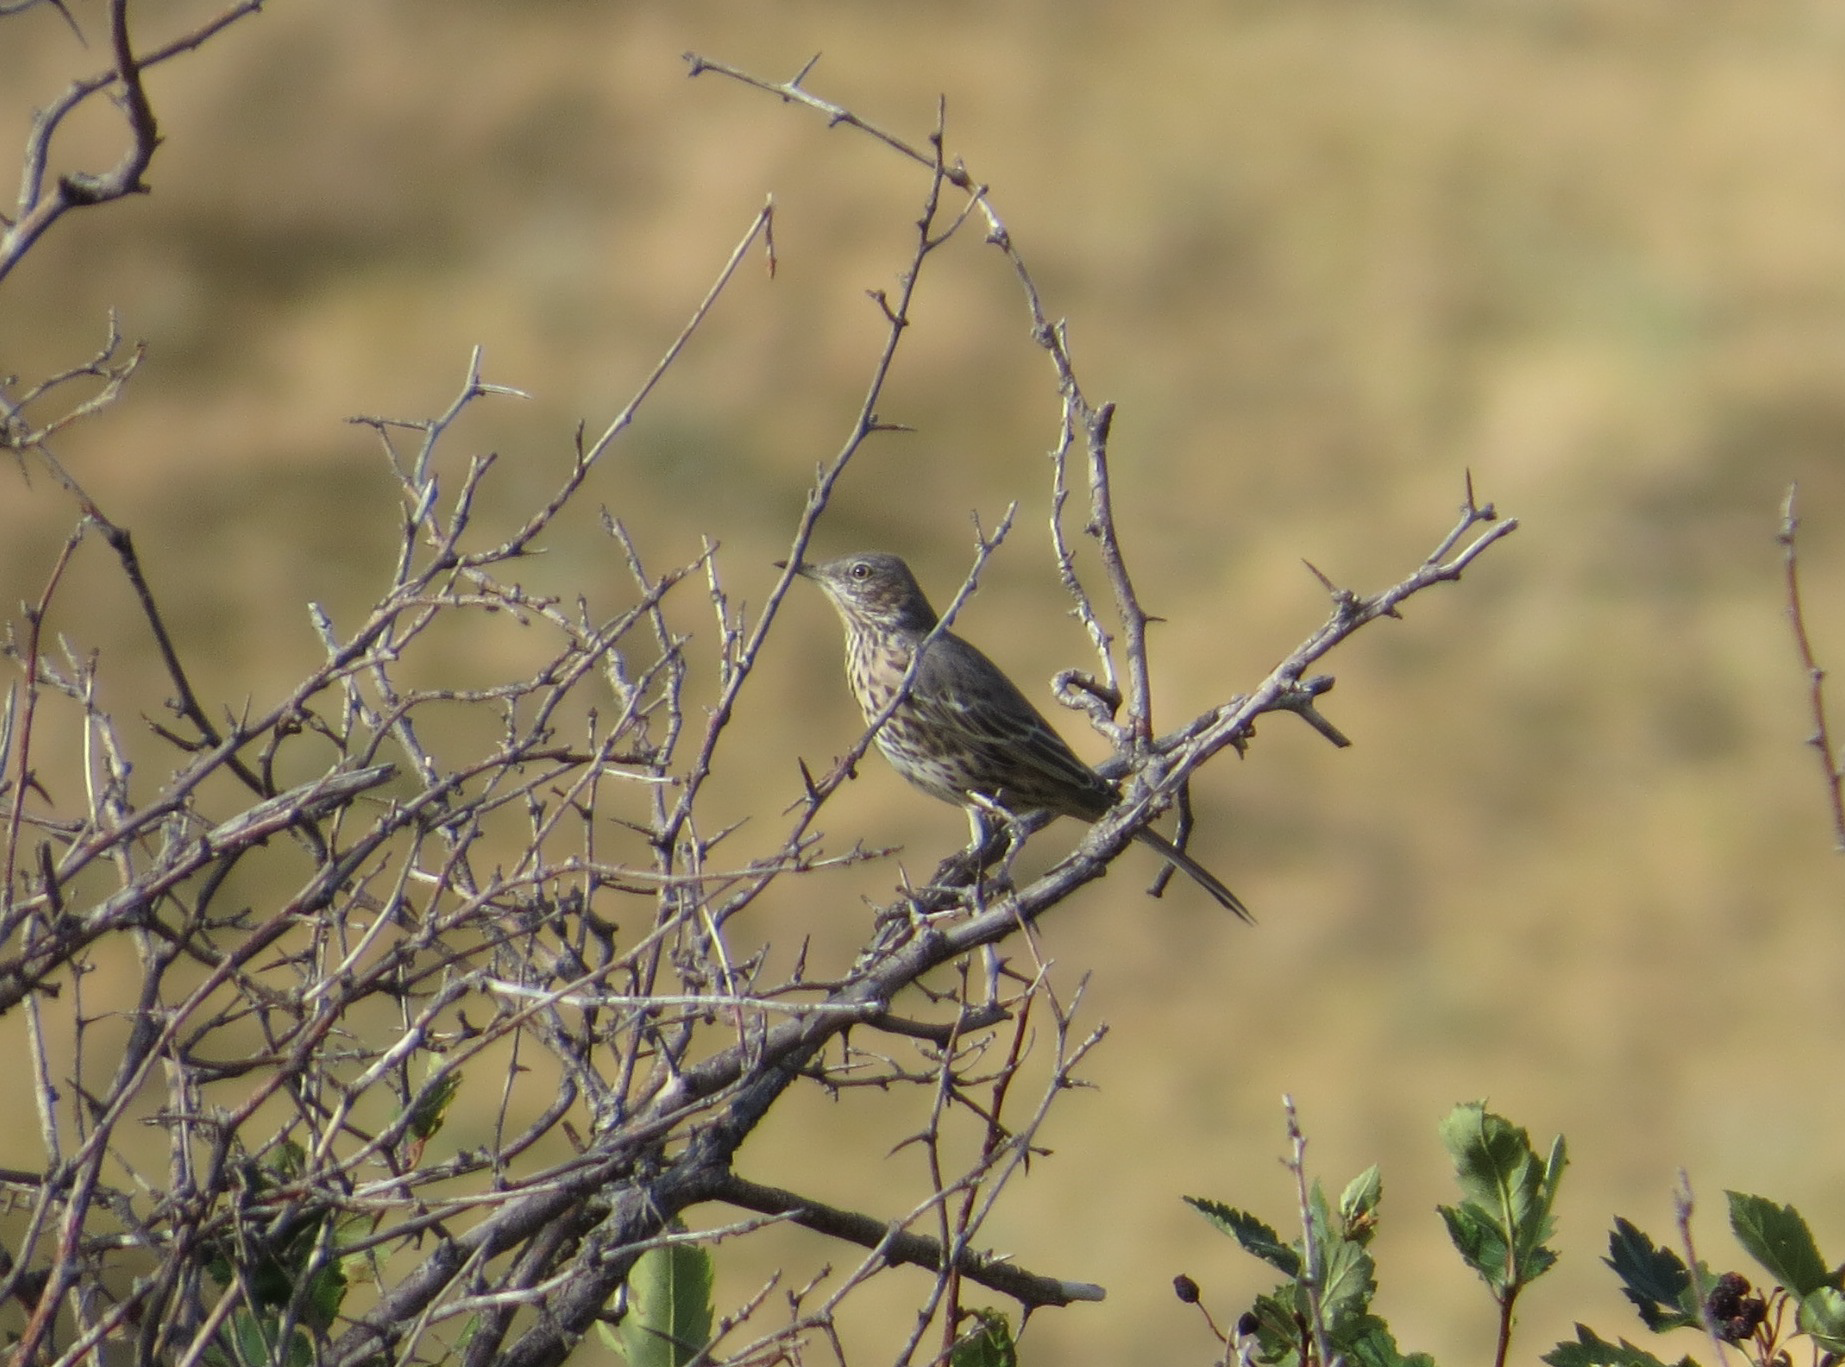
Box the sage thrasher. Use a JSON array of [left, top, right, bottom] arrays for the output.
[[786, 550, 1252, 920]]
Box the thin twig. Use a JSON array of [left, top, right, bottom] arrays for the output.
[[1778, 483, 1845, 849], [1674, 1171, 1736, 1367], [2, 0, 266, 282], [1281, 1096, 1339, 1367]]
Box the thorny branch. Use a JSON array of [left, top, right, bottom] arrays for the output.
[[0, 0, 266, 284], [690, 52, 1519, 911], [0, 39, 1520, 1367], [1779, 483, 1845, 851]]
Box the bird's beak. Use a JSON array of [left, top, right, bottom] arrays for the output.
[[775, 559, 812, 577]]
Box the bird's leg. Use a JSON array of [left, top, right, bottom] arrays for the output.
[[964, 803, 993, 856], [954, 801, 995, 906], [964, 796, 1020, 1006], [967, 792, 1033, 892], [966, 789, 1040, 907], [964, 795, 1002, 877]]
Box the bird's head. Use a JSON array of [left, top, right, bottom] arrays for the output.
[[780, 552, 940, 634]]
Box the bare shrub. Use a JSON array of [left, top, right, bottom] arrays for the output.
[[1, 14, 1516, 1365]]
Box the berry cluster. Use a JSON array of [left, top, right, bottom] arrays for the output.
[[1706, 1271, 1768, 1343]]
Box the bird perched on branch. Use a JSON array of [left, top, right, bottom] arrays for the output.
[[784, 550, 1251, 921]]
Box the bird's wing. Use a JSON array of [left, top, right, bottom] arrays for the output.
[[909, 634, 1112, 811]]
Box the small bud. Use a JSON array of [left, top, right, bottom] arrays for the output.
[[1172, 1274, 1200, 1304]]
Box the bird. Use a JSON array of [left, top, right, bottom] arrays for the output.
[[784, 550, 1252, 921]]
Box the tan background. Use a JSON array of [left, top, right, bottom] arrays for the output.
[[7, 1, 1845, 1363]]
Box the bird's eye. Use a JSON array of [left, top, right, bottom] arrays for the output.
[[850, 562, 871, 579]]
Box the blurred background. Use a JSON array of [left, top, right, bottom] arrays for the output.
[[7, 0, 1845, 1362]]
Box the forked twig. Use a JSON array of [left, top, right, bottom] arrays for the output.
[[1, 0, 266, 282]]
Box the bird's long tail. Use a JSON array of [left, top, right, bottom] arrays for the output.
[[1131, 827, 1255, 923]]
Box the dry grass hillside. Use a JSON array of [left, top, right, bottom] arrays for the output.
[[8, 1, 1845, 1363]]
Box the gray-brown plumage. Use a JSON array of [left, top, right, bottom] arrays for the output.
[[788, 551, 1252, 921]]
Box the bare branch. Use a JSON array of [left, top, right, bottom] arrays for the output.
[[0, 46, 1522, 1367], [1779, 483, 1845, 849], [1, 0, 266, 283], [713, 1173, 1104, 1309]]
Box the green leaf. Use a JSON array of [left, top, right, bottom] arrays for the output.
[[301, 1254, 347, 1333], [1438, 1103, 1564, 1291], [1798, 1285, 1845, 1352], [267, 1140, 309, 1182], [1241, 1288, 1306, 1360], [951, 1309, 1016, 1367], [284, 1326, 314, 1367], [1306, 1179, 1335, 1235], [403, 1067, 462, 1144], [1184, 1196, 1302, 1277], [1524, 1246, 1560, 1280], [227, 1309, 272, 1364], [1316, 1238, 1379, 1328], [1603, 1218, 1697, 1333], [1340, 1166, 1383, 1245], [1440, 1102, 1534, 1213], [1727, 1192, 1829, 1296], [1533, 1134, 1569, 1244], [618, 1238, 715, 1367], [1541, 1324, 1697, 1367], [1439, 1202, 1509, 1288], [1338, 1314, 1437, 1367]]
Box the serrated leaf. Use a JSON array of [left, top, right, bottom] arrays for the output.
[[1184, 1196, 1302, 1277], [1541, 1323, 1697, 1367], [1439, 1202, 1509, 1287], [1440, 1102, 1534, 1212], [950, 1309, 1016, 1367], [1798, 1285, 1845, 1352], [1337, 1313, 1436, 1367], [1604, 1219, 1687, 1307], [1242, 1287, 1313, 1364], [1727, 1192, 1829, 1296], [1530, 1135, 1568, 1247], [1317, 1239, 1378, 1325], [1439, 1102, 1562, 1286], [1603, 1218, 1698, 1332], [1340, 1166, 1383, 1244], [618, 1239, 714, 1367], [1306, 1179, 1336, 1243]]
